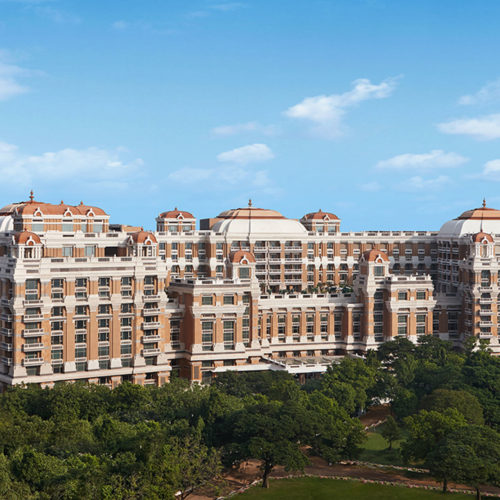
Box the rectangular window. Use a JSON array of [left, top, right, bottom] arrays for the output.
[[201, 321, 213, 350], [416, 291, 426, 300], [120, 344, 132, 355], [62, 221, 73, 232], [223, 295, 234, 305], [223, 320, 234, 349], [239, 267, 250, 279], [84, 245, 95, 257], [374, 266, 384, 276], [98, 331, 109, 342], [75, 346, 87, 358], [76, 278, 87, 288], [62, 246, 73, 257], [75, 319, 87, 330], [201, 295, 213, 305], [398, 291, 407, 300], [120, 330, 132, 340], [98, 345, 109, 357]]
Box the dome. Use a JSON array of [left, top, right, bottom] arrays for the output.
[[129, 231, 157, 244], [211, 205, 307, 236], [13, 231, 41, 245], [361, 249, 389, 263], [301, 209, 339, 221], [229, 250, 256, 264], [0, 197, 107, 217], [439, 200, 500, 238], [158, 208, 195, 220], [0, 216, 14, 232], [472, 232, 494, 243]]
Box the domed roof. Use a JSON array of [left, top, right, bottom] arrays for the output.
[[361, 249, 389, 263], [13, 231, 41, 245], [129, 231, 157, 244], [301, 209, 339, 221], [439, 200, 500, 238], [0, 193, 107, 217], [472, 232, 494, 243], [212, 202, 308, 236], [229, 250, 256, 264], [158, 208, 195, 220]]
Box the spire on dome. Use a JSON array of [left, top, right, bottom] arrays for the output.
[[483, 198, 487, 208], [248, 199, 252, 207], [29, 190, 34, 203]]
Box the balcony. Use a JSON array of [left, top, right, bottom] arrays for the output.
[[24, 314, 44, 321], [1, 327, 13, 336], [0, 314, 13, 321], [23, 299, 43, 306], [0, 342, 12, 351], [23, 343, 44, 352], [479, 298, 493, 304], [284, 246, 302, 252], [142, 334, 162, 342], [1, 357, 12, 366], [478, 310, 494, 316], [23, 328, 44, 337], [23, 357, 44, 366], [142, 321, 161, 329], [143, 294, 160, 302], [143, 308, 161, 316], [478, 320, 493, 327], [143, 348, 161, 356]]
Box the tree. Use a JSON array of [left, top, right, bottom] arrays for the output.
[[427, 425, 500, 499], [381, 416, 401, 450], [402, 409, 467, 463], [224, 401, 310, 488], [421, 389, 484, 425]]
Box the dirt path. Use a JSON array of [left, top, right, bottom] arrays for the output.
[[190, 455, 500, 499]]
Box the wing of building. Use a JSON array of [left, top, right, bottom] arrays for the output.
[[0, 195, 497, 390]]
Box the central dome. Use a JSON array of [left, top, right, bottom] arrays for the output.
[[439, 200, 500, 238], [212, 205, 307, 236]]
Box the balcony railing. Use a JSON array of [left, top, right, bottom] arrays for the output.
[[23, 343, 44, 352], [143, 294, 160, 301], [23, 328, 44, 337], [142, 321, 161, 329], [23, 357, 44, 366], [143, 348, 161, 356], [142, 335, 162, 342], [143, 308, 161, 316]]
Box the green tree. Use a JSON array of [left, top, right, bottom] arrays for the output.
[[421, 389, 484, 425], [381, 416, 401, 450]]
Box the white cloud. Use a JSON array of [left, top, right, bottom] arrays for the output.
[[0, 54, 29, 101], [216, 143, 274, 165], [477, 159, 500, 181], [284, 77, 399, 139], [437, 114, 500, 140], [0, 141, 143, 190], [376, 149, 468, 170], [397, 175, 450, 191], [211, 121, 278, 137], [210, 2, 246, 11], [112, 20, 129, 30], [459, 78, 500, 105], [359, 181, 381, 192]]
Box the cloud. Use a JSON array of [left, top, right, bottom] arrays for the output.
[[217, 143, 274, 165], [186, 2, 245, 19], [397, 175, 450, 191], [376, 150, 468, 170], [0, 141, 144, 190], [0, 53, 30, 101], [478, 159, 500, 181], [112, 20, 129, 30], [437, 114, 500, 140], [211, 121, 278, 137], [284, 77, 399, 139], [359, 181, 381, 192], [459, 78, 500, 105]]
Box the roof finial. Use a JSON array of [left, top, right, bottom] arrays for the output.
[[483, 198, 486, 208], [174, 206, 178, 211], [248, 198, 252, 207], [29, 190, 34, 203]]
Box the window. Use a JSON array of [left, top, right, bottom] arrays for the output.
[[121, 317, 132, 327], [98, 277, 110, 287], [223, 295, 234, 305], [76, 278, 87, 288], [51, 348, 63, 360], [75, 305, 87, 316], [398, 291, 408, 300], [121, 277, 132, 287], [201, 321, 213, 351], [93, 221, 103, 233], [98, 345, 109, 357], [75, 319, 87, 330], [201, 295, 213, 305], [98, 331, 109, 342], [239, 267, 250, 279], [75, 333, 87, 344], [62, 221, 73, 232], [120, 344, 132, 355], [292, 314, 301, 336], [51, 334, 63, 345], [98, 318, 109, 328], [98, 304, 110, 315], [51, 321, 64, 332], [120, 330, 132, 340], [62, 246, 73, 257], [416, 291, 426, 300], [397, 315, 407, 336], [121, 303, 133, 313], [52, 278, 64, 289], [75, 346, 87, 358], [31, 221, 44, 232], [75, 361, 86, 371], [416, 314, 426, 335], [223, 320, 234, 349], [84, 245, 95, 257], [374, 266, 384, 276]]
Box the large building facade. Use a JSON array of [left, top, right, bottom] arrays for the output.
[[0, 194, 498, 389]]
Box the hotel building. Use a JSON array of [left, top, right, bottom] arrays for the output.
[[0, 194, 498, 389]]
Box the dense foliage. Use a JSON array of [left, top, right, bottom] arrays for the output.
[[0, 336, 498, 498]]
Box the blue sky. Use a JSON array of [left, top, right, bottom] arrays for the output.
[[1, 0, 500, 231]]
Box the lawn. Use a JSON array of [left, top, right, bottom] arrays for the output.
[[358, 422, 406, 466], [237, 477, 474, 499]]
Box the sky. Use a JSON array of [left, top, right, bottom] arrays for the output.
[[1, 0, 500, 231]]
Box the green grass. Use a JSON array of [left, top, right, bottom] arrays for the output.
[[358, 423, 406, 466], [237, 477, 474, 499]]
